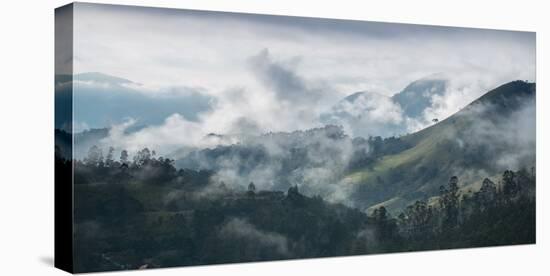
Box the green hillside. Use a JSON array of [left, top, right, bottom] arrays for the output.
[[345, 81, 536, 213]]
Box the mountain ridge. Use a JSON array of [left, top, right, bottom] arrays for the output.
[[346, 80, 535, 212]]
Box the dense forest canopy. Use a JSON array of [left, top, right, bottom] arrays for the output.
[[56, 143, 535, 272]]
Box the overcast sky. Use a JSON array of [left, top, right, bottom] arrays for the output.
[[70, 3, 535, 152]]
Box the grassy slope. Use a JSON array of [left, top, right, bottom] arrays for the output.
[[344, 81, 535, 213]]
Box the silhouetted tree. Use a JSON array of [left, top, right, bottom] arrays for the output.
[[439, 176, 460, 229], [84, 145, 103, 166], [247, 182, 256, 196], [105, 147, 115, 167], [120, 150, 129, 165], [502, 170, 518, 198], [475, 178, 497, 210], [134, 148, 152, 167], [373, 206, 387, 222]]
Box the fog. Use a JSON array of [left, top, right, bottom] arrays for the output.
[[70, 3, 534, 147], [65, 3, 536, 209], [219, 218, 290, 257]]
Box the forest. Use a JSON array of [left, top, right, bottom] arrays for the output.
[[56, 145, 535, 273]]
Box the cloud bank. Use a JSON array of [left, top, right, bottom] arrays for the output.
[[68, 3, 535, 159]]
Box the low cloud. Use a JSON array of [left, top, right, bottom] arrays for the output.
[[321, 91, 405, 138], [248, 48, 329, 105], [176, 125, 361, 205], [456, 95, 536, 171], [219, 218, 290, 257], [99, 115, 204, 154]]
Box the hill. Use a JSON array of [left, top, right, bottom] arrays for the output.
[[68, 144, 535, 272], [344, 81, 535, 212], [391, 76, 447, 120], [174, 81, 535, 213], [70, 155, 384, 272]]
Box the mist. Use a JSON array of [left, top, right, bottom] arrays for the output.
[[66, 3, 536, 211]]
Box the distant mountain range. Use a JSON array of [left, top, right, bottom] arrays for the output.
[[320, 75, 448, 138], [55, 72, 215, 132]]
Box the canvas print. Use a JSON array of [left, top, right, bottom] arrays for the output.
[[55, 3, 536, 273]]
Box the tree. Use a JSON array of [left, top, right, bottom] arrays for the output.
[[502, 170, 518, 198], [84, 145, 103, 166], [133, 148, 152, 167], [372, 206, 387, 222], [120, 150, 129, 165], [516, 168, 533, 197], [287, 185, 299, 196], [372, 205, 400, 246], [286, 185, 304, 204], [399, 200, 434, 236], [247, 182, 256, 196], [439, 176, 460, 229], [475, 178, 497, 210], [105, 147, 115, 166]]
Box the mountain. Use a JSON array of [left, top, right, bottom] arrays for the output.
[[345, 80, 535, 212], [320, 90, 406, 138], [320, 76, 449, 138], [174, 81, 535, 213], [391, 76, 447, 119], [73, 72, 135, 85], [55, 72, 215, 131]]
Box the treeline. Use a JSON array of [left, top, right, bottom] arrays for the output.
[[68, 146, 372, 271], [370, 169, 535, 251], [61, 146, 535, 272]]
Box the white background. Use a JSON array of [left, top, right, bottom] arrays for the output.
[[0, 0, 548, 275]]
